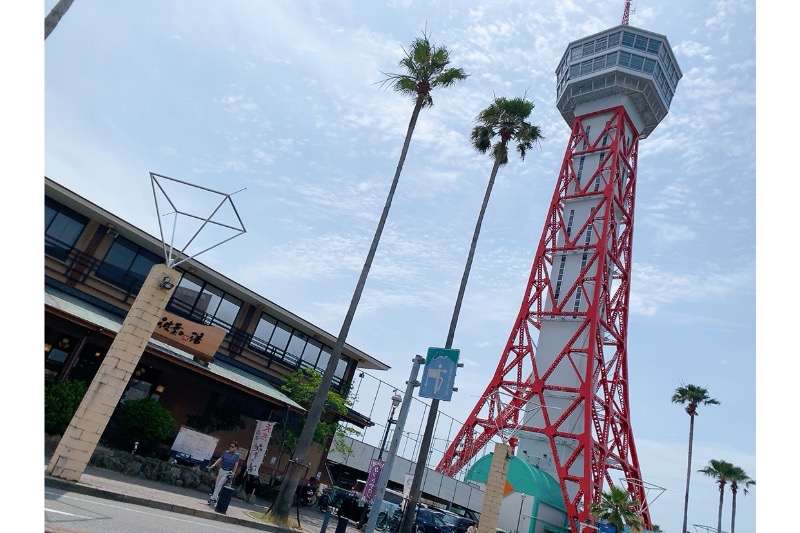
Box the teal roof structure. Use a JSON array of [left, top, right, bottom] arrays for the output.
[[465, 453, 566, 511]]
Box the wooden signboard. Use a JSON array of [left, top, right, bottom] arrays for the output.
[[152, 310, 226, 364]]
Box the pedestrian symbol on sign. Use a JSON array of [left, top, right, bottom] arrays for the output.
[[424, 361, 448, 395]]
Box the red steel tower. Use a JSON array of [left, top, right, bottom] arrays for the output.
[[436, 20, 682, 532]]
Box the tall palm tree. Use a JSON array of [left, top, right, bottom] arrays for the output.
[[728, 466, 755, 533], [699, 459, 737, 533], [672, 383, 720, 533], [266, 31, 466, 526], [589, 485, 645, 533], [45, 0, 76, 39], [400, 95, 542, 533]]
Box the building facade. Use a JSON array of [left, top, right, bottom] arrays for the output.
[[44, 177, 389, 484]]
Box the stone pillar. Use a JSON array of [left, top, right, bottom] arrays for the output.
[[477, 442, 511, 533], [47, 263, 178, 481]]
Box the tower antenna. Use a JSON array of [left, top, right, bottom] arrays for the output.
[[621, 0, 632, 25]]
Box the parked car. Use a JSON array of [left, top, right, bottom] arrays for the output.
[[432, 510, 477, 533], [414, 508, 454, 533]]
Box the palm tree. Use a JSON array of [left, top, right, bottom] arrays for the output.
[[672, 383, 720, 533], [45, 0, 76, 39], [728, 466, 755, 533], [266, 31, 466, 526], [699, 459, 737, 533], [589, 485, 645, 533], [400, 95, 542, 533]]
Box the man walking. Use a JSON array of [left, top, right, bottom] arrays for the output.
[[207, 441, 240, 505]]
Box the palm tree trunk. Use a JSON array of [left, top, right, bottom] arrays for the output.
[[716, 485, 724, 533], [399, 127, 504, 533], [45, 0, 76, 39], [444, 149, 503, 347], [682, 414, 695, 533], [268, 96, 425, 523], [730, 490, 737, 533]]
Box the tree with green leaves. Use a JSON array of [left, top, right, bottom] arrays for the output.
[[279, 368, 360, 456], [727, 465, 755, 533], [672, 383, 719, 533], [266, 31, 466, 527], [400, 94, 542, 533], [589, 485, 644, 533], [699, 459, 737, 533]]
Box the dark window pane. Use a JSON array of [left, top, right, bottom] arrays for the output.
[[171, 273, 203, 315], [622, 31, 635, 47], [286, 332, 308, 364], [44, 199, 88, 260], [215, 295, 242, 328], [96, 237, 162, 292], [301, 339, 322, 368], [250, 314, 277, 352], [335, 357, 347, 380], [270, 322, 292, 353], [317, 347, 331, 372]]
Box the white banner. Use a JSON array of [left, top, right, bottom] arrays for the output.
[[403, 474, 414, 500], [246, 420, 275, 476]]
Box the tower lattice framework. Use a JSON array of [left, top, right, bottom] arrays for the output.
[[437, 104, 651, 529]]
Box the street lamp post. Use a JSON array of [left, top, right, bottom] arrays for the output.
[[357, 391, 403, 529], [378, 391, 403, 461]]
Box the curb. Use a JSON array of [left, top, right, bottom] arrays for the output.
[[45, 475, 295, 532]]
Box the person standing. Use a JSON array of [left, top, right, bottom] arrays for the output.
[[207, 441, 240, 505]]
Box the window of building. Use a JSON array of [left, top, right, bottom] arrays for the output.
[[573, 286, 583, 313], [45, 197, 88, 260], [621, 31, 635, 48], [301, 338, 323, 369], [269, 321, 293, 356], [95, 236, 163, 293], [166, 272, 242, 331], [250, 314, 278, 353], [317, 346, 331, 372]]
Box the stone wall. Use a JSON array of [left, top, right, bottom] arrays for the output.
[[88, 443, 217, 493]]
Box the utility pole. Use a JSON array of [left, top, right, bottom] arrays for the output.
[[362, 355, 424, 533]]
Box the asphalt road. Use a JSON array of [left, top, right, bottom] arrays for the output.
[[45, 487, 273, 533]]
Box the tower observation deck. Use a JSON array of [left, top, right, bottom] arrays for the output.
[[556, 24, 681, 136], [437, 23, 681, 533]]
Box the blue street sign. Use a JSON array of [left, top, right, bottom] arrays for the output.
[[418, 347, 459, 401]]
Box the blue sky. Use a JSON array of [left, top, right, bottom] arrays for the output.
[[20, 1, 771, 531]]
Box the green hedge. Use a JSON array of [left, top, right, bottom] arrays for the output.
[[45, 379, 87, 435]]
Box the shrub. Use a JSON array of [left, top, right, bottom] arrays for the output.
[[45, 379, 87, 435], [106, 398, 176, 456]]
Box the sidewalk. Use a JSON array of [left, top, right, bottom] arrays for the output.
[[44, 464, 361, 533]]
